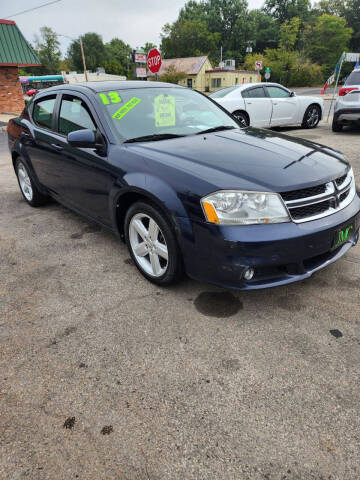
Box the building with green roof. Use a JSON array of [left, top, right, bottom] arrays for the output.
[[0, 19, 41, 114]]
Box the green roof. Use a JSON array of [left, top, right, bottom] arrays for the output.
[[0, 20, 41, 66]]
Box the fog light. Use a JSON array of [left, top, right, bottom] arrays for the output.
[[243, 267, 255, 280]]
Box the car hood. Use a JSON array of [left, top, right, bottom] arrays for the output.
[[125, 127, 348, 193]]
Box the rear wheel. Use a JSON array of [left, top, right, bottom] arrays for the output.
[[332, 116, 343, 132], [125, 201, 183, 286], [302, 104, 321, 129], [15, 158, 48, 207], [232, 110, 249, 128]]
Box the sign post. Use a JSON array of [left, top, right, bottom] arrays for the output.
[[147, 48, 162, 81]]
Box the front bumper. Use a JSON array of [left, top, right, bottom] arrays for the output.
[[178, 195, 360, 290], [334, 107, 360, 124]]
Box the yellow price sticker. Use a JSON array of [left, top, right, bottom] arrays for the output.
[[112, 97, 142, 120], [154, 94, 176, 127]]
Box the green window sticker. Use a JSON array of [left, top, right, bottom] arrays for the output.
[[154, 94, 176, 127], [112, 97, 142, 120], [99, 92, 122, 105]]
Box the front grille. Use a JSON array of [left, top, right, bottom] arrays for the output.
[[281, 184, 326, 201], [280, 170, 354, 223], [290, 200, 331, 220]]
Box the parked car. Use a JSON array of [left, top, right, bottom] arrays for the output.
[[209, 83, 324, 129], [7, 81, 360, 289], [332, 68, 360, 132]]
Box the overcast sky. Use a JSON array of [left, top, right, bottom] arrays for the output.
[[2, 0, 265, 55]]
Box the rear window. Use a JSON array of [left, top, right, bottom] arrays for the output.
[[345, 70, 360, 85], [210, 86, 239, 98]]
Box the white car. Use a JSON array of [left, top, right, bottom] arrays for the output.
[[332, 68, 360, 132], [209, 82, 324, 129]]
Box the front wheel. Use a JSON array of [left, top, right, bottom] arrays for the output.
[[125, 201, 184, 286], [232, 111, 249, 128], [302, 105, 321, 129]]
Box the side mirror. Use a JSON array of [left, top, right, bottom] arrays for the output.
[[290, 91, 296, 97], [67, 129, 96, 148], [67, 129, 105, 151]]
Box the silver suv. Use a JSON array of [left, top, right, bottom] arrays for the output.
[[332, 68, 360, 132]]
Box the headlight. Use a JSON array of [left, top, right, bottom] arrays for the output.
[[201, 190, 290, 225]]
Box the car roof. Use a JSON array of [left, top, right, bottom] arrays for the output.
[[40, 80, 184, 94]]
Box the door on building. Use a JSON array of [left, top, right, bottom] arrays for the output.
[[187, 78, 193, 88], [242, 86, 272, 127]]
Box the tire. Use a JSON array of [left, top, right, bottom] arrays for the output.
[[232, 110, 249, 128], [124, 201, 184, 286], [302, 104, 321, 129], [332, 116, 343, 132], [15, 158, 48, 207]]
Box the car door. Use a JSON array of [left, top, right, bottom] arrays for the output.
[[242, 86, 272, 127], [265, 85, 298, 126], [48, 91, 116, 226], [24, 93, 63, 191]]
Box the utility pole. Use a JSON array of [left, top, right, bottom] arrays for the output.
[[79, 37, 88, 81]]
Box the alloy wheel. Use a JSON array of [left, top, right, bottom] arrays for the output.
[[17, 162, 33, 201], [129, 213, 169, 277], [306, 107, 320, 128]]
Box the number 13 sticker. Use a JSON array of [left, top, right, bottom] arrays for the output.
[[99, 92, 122, 105]]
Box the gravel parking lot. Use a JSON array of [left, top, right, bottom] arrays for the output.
[[1, 120, 360, 480]]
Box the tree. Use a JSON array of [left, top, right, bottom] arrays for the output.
[[142, 42, 157, 54], [344, 0, 360, 51], [279, 17, 301, 50], [159, 65, 187, 84], [33, 26, 61, 74], [67, 32, 105, 72], [248, 10, 279, 52], [305, 14, 352, 76], [161, 19, 220, 60], [104, 38, 131, 75], [263, 0, 311, 23]]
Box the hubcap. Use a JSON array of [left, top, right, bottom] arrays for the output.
[[129, 213, 168, 277], [17, 163, 33, 201], [307, 107, 319, 127]]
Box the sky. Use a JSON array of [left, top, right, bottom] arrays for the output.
[[2, 0, 265, 55]]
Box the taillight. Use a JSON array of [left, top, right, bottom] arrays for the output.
[[339, 87, 358, 96]]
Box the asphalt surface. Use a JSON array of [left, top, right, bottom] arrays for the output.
[[1, 120, 360, 480]]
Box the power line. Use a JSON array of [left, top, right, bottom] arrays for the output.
[[4, 0, 62, 20]]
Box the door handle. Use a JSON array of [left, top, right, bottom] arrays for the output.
[[51, 143, 63, 151], [272, 102, 278, 105], [247, 102, 252, 104]]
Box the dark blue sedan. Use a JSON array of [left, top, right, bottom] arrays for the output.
[[7, 81, 360, 289]]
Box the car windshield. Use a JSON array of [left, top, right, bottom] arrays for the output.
[[96, 86, 238, 142], [209, 86, 239, 98], [344, 70, 360, 85]]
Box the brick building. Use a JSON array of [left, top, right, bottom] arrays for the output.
[[0, 19, 40, 114]]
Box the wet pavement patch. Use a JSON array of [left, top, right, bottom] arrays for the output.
[[70, 224, 101, 239], [101, 425, 113, 435], [276, 294, 305, 312], [63, 417, 76, 429], [194, 291, 242, 318], [124, 258, 134, 265], [330, 329, 343, 338]]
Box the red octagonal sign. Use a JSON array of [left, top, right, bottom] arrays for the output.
[[147, 48, 162, 74]]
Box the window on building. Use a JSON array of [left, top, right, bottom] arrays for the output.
[[235, 78, 239, 84], [211, 78, 221, 88], [33, 95, 57, 130], [249, 77, 252, 83], [58, 95, 96, 135]]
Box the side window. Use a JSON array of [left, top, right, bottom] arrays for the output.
[[33, 96, 56, 129], [266, 86, 290, 98], [242, 87, 266, 98], [58, 95, 96, 135]]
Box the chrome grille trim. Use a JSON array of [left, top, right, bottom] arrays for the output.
[[281, 169, 356, 223]]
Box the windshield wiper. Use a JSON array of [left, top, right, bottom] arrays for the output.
[[124, 133, 185, 143], [196, 125, 236, 135]]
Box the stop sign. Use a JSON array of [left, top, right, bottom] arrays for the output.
[[147, 48, 162, 74]]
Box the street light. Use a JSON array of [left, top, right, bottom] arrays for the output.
[[58, 33, 88, 81]]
